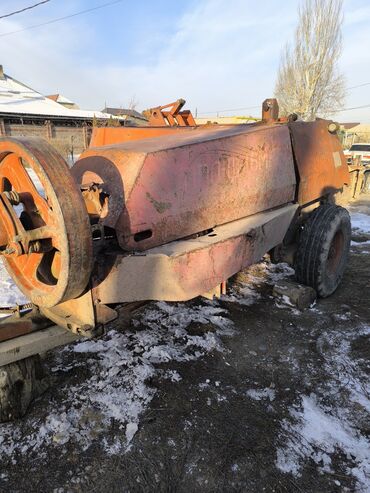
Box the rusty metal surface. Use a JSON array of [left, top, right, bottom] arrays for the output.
[[74, 124, 296, 251], [288, 120, 350, 205], [262, 98, 280, 122], [0, 306, 53, 343], [146, 99, 196, 127], [94, 204, 298, 303], [0, 320, 34, 342], [90, 126, 198, 147], [40, 289, 99, 336], [0, 137, 93, 307]]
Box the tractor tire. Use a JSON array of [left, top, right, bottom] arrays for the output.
[[294, 204, 351, 298]]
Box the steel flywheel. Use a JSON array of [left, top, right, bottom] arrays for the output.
[[0, 137, 93, 307]]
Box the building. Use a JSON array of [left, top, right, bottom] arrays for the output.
[[0, 65, 123, 161], [102, 107, 148, 126], [195, 115, 259, 125], [339, 122, 369, 147], [46, 94, 80, 110]]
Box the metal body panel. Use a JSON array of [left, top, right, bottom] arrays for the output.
[[90, 126, 197, 147], [75, 124, 296, 251], [94, 204, 298, 303], [288, 120, 350, 204]]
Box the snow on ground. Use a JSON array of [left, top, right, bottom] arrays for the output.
[[276, 325, 370, 491], [0, 184, 369, 491], [246, 387, 276, 401], [275, 207, 370, 493], [0, 302, 234, 458], [0, 263, 27, 308], [350, 211, 370, 235], [222, 261, 295, 307]]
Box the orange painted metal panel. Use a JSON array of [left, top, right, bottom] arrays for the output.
[[90, 126, 197, 147], [288, 120, 350, 204]]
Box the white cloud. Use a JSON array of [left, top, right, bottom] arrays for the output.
[[0, 0, 369, 121], [0, 0, 295, 114]]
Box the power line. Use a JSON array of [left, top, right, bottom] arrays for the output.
[[330, 103, 370, 113], [348, 82, 370, 90], [0, 0, 124, 37], [199, 105, 260, 116], [0, 0, 50, 20], [199, 82, 370, 117]]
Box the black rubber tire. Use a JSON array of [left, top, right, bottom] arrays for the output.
[[294, 204, 351, 298]]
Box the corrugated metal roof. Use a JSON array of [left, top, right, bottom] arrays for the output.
[[339, 122, 360, 130], [0, 71, 113, 119], [102, 107, 147, 120]]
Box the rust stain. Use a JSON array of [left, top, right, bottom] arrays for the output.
[[146, 192, 172, 214]]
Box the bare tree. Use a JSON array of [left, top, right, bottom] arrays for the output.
[[274, 0, 345, 121], [128, 95, 139, 111]]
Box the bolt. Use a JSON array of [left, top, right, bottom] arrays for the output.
[[4, 241, 23, 256], [328, 122, 339, 134], [4, 190, 20, 205], [29, 241, 42, 253], [77, 324, 104, 338], [3, 247, 15, 255]]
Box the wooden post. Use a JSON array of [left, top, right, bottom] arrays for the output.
[[45, 120, 53, 140], [82, 124, 89, 149], [0, 119, 6, 136]]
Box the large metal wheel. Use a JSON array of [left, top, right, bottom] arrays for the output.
[[0, 137, 93, 307]]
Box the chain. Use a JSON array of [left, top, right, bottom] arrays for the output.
[[0, 303, 33, 316]]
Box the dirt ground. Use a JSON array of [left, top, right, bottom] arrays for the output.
[[0, 197, 369, 493]]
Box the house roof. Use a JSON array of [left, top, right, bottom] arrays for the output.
[[46, 94, 59, 102], [46, 94, 76, 105], [102, 107, 147, 120], [339, 122, 361, 130], [0, 68, 113, 120]]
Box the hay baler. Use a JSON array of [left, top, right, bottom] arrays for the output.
[[0, 99, 351, 349]]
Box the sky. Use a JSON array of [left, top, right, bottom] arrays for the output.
[[0, 0, 369, 122]]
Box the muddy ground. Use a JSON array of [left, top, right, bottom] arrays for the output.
[[0, 197, 369, 493]]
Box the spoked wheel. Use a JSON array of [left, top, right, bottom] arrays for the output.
[[0, 137, 93, 307]]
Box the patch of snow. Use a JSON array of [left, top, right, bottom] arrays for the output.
[[276, 394, 370, 489], [222, 284, 261, 306], [126, 422, 138, 444], [350, 212, 370, 235], [351, 239, 370, 246], [246, 388, 276, 401], [0, 301, 234, 459], [263, 262, 295, 282], [102, 437, 123, 455], [222, 261, 294, 307], [0, 262, 28, 309], [276, 325, 370, 491], [163, 369, 182, 382]]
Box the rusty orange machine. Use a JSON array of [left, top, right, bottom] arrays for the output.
[[0, 99, 351, 351]]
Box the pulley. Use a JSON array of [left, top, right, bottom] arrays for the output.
[[0, 137, 93, 307]]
